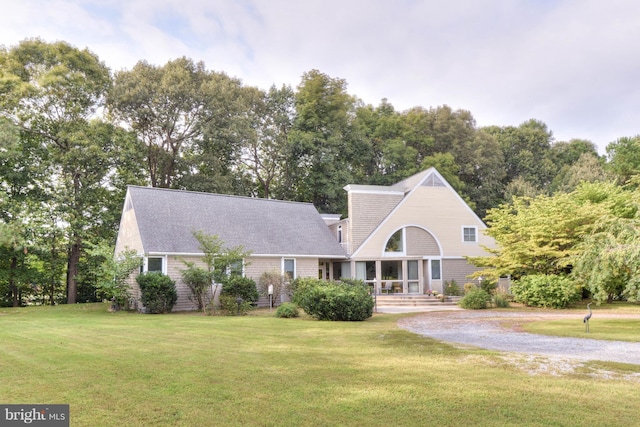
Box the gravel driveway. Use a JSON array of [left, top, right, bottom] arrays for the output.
[[398, 310, 640, 366]]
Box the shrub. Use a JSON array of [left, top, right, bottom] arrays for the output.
[[493, 293, 510, 308], [257, 270, 286, 306], [292, 278, 374, 321], [136, 272, 178, 314], [221, 276, 259, 304], [275, 302, 299, 318], [458, 288, 491, 309], [479, 278, 498, 295], [218, 295, 253, 316], [180, 262, 212, 312], [463, 282, 477, 294], [511, 274, 581, 309], [444, 279, 462, 296]]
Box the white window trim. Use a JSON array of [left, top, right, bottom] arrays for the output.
[[462, 226, 478, 243], [226, 259, 245, 277], [384, 228, 406, 257], [144, 255, 167, 274], [429, 258, 442, 281], [282, 258, 296, 280]]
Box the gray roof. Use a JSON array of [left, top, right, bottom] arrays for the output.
[[127, 186, 347, 258]]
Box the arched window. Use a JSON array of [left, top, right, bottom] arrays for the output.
[[385, 229, 404, 253]]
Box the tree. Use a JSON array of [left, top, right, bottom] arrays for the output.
[[0, 39, 128, 304], [109, 57, 245, 190], [471, 182, 637, 285], [87, 243, 141, 309], [179, 230, 252, 310], [605, 135, 640, 185], [573, 215, 640, 303], [286, 70, 357, 213], [237, 85, 295, 199], [483, 119, 555, 190], [551, 152, 610, 193]]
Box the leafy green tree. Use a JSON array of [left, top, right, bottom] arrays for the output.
[[181, 230, 252, 309], [483, 119, 555, 190], [472, 182, 637, 286], [471, 186, 606, 281], [109, 57, 245, 192], [237, 85, 295, 199], [573, 215, 640, 303], [287, 69, 357, 213], [87, 243, 141, 309], [605, 135, 640, 185], [0, 39, 129, 304], [551, 152, 610, 193], [351, 99, 412, 185], [180, 262, 212, 312]]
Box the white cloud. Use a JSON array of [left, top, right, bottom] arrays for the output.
[[2, 0, 639, 152]]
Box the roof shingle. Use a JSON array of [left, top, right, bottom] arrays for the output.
[[128, 186, 346, 257]]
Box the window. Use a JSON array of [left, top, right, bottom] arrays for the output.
[[226, 259, 244, 277], [355, 261, 376, 281], [463, 227, 477, 243], [337, 225, 343, 243], [407, 260, 419, 294], [333, 261, 351, 279], [430, 259, 441, 280], [147, 257, 164, 273], [283, 258, 295, 281], [385, 229, 404, 253]]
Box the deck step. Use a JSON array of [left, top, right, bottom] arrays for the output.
[[375, 295, 461, 307]]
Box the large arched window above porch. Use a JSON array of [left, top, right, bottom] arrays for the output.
[[384, 229, 404, 254]]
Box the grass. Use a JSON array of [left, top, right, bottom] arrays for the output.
[[0, 303, 639, 426], [521, 303, 640, 342]]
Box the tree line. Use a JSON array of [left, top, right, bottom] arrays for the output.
[[1, 38, 639, 306]]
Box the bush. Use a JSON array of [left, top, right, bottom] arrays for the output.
[[444, 279, 462, 296], [180, 262, 212, 312], [511, 274, 581, 309], [275, 302, 299, 318], [292, 278, 374, 321], [458, 288, 491, 309], [218, 295, 253, 316], [479, 278, 498, 295], [221, 276, 259, 303], [257, 270, 286, 306], [493, 293, 510, 308], [463, 282, 477, 294], [136, 272, 178, 314]]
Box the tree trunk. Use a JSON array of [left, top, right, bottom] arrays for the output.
[[10, 256, 19, 307], [66, 240, 81, 304]]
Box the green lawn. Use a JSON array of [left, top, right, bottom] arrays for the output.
[[521, 303, 640, 342], [1, 304, 640, 427]]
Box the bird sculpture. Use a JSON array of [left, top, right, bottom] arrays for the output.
[[583, 302, 592, 333]]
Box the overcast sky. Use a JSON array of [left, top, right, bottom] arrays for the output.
[[2, 0, 640, 154]]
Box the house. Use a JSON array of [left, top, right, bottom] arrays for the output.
[[114, 186, 347, 311], [324, 168, 497, 295], [114, 168, 497, 311]]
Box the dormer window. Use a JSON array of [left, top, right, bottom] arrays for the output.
[[385, 229, 404, 253]]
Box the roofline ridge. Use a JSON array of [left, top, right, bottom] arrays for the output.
[[127, 185, 316, 207]]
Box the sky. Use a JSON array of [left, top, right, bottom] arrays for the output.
[[2, 0, 640, 154]]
